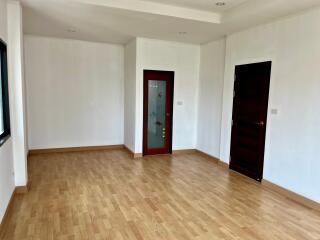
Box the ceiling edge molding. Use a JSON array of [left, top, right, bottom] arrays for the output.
[[65, 0, 221, 24]]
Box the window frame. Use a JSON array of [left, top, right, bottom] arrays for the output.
[[0, 38, 11, 147]]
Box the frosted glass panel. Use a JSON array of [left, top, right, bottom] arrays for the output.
[[0, 53, 3, 135], [148, 80, 166, 149]]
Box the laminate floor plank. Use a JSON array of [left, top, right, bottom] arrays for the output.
[[1, 150, 319, 240]]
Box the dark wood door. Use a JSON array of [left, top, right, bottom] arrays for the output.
[[230, 61, 272, 181], [143, 70, 174, 156]]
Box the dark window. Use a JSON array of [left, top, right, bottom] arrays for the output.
[[0, 39, 10, 146]]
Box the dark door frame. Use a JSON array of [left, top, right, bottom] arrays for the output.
[[229, 61, 272, 182], [143, 70, 174, 156]]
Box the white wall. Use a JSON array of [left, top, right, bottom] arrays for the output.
[[197, 39, 225, 158], [0, 0, 15, 224], [221, 8, 320, 202], [7, 1, 28, 187], [24, 36, 124, 149], [124, 39, 137, 152], [134, 38, 200, 153]]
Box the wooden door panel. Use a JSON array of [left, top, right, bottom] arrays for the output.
[[230, 61, 272, 181], [143, 70, 174, 156]]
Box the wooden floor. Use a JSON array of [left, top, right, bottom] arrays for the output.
[[1, 149, 320, 240]]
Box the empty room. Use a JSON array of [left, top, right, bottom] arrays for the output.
[[0, 0, 320, 239]]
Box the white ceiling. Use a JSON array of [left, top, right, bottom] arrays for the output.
[[21, 0, 320, 45], [143, 0, 249, 12]]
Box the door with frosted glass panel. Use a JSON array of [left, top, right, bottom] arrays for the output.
[[143, 70, 174, 156]]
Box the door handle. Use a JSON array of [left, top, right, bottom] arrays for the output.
[[254, 121, 265, 126]]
